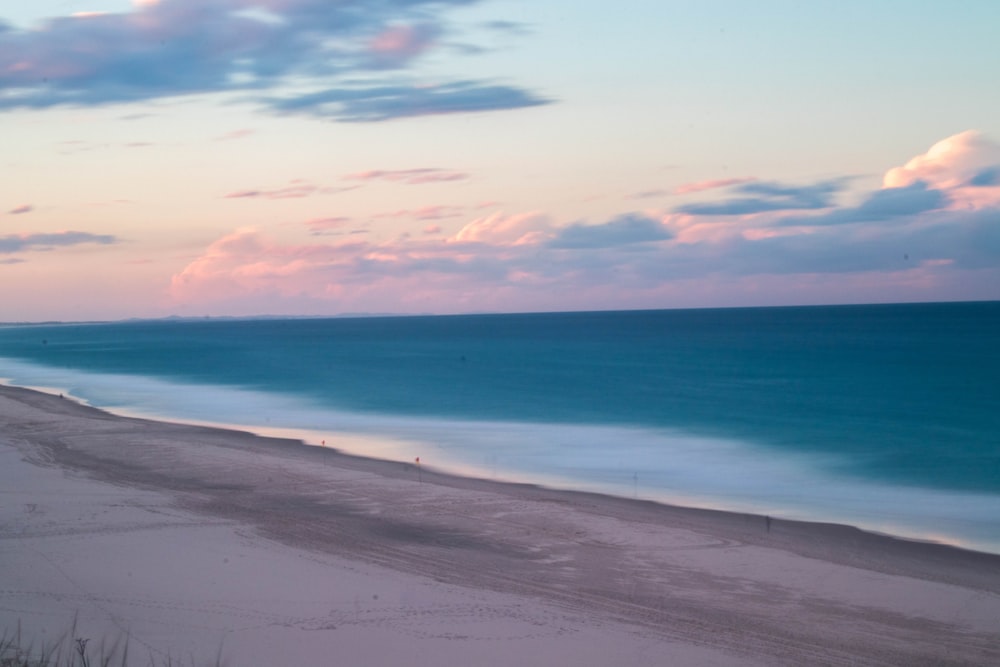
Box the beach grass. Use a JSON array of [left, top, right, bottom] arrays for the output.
[[1, 619, 223, 667]]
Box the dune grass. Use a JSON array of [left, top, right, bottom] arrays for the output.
[[1, 619, 224, 667]]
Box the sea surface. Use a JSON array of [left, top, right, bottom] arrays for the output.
[[1, 302, 998, 552]]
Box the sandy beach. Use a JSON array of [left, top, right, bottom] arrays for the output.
[[1, 384, 998, 666]]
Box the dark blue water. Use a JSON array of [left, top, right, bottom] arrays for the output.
[[2, 302, 998, 551]]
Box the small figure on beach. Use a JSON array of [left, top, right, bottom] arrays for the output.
[[765, 515, 772, 532]]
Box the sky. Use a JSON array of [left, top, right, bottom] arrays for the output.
[[2, 0, 999, 321]]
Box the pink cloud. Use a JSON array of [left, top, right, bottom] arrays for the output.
[[451, 211, 552, 245], [423, 224, 442, 235], [882, 130, 1000, 209], [170, 228, 401, 308], [171, 229, 327, 299], [165, 222, 826, 316], [169, 227, 514, 313], [375, 205, 464, 220], [343, 168, 469, 185], [8, 204, 33, 215], [224, 180, 355, 200], [674, 177, 757, 195]]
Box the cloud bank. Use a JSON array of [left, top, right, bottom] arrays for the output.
[[170, 131, 1000, 313], [0, 0, 550, 121]]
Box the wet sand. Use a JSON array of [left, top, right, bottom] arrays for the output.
[[1, 384, 998, 665]]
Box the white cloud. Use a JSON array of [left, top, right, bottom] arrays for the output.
[[451, 212, 552, 245], [882, 130, 1000, 189]]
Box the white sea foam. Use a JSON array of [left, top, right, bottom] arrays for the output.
[[2, 356, 999, 553]]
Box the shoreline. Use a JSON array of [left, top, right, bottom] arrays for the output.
[[7, 382, 1000, 556], [6, 367, 999, 558], [2, 383, 999, 665], [6, 374, 1000, 557]]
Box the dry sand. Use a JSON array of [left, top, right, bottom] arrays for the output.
[[1, 384, 998, 666]]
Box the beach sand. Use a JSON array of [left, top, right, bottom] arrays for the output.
[[1, 384, 998, 666]]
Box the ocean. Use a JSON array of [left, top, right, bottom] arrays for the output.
[[1, 302, 998, 552]]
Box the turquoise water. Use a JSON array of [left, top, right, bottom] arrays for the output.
[[1, 302, 998, 551]]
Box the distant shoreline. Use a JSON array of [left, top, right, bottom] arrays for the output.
[[2, 297, 997, 327]]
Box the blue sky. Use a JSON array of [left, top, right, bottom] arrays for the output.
[[2, 0, 999, 320]]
